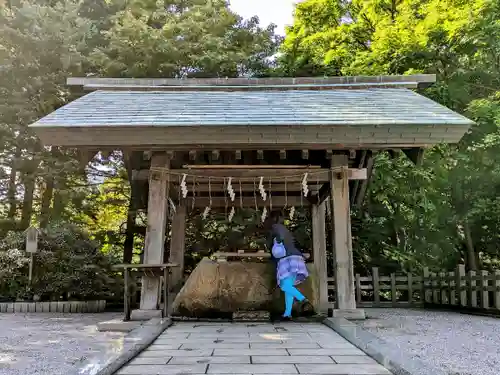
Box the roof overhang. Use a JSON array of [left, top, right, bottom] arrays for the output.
[[67, 74, 437, 91], [30, 75, 474, 150]]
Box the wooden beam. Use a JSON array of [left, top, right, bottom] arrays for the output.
[[140, 152, 171, 311], [69, 74, 437, 88], [312, 202, 328, 314], [350, 150, 368, 205], [211, 150, 220, 162], [355, 155, 375, 209], [133, 167, 367, 184], [169, 204, 186, 294], [402, 148, 425, 165], [175, 182, 314, 193], [330, 154, 357, 312], [183, 195, 305, 208], [311, 182, 331, 205], [181, 164, 322, 169]]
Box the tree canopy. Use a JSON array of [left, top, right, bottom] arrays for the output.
[[0, 0, 499, 298]]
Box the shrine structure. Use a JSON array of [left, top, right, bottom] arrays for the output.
[[29, 75, 473, 320]]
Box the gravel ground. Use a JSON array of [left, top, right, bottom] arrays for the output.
[[0, 313, 126, 375], [357, 308, 500, 375]]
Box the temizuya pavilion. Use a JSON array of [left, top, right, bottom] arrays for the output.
[[29, 75, 473, 320]]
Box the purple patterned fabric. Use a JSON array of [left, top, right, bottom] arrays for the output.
[[276, 255, 308, 286]]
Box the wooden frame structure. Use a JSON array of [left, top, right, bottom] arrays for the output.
[[114, 263, 179, 320], [29, 74, 473, 320]]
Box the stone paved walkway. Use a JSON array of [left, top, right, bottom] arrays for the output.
[[116, 321, 392, 374]]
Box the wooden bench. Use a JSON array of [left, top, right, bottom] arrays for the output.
[[113, 263, 179, 321]]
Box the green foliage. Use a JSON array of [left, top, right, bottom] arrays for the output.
[[90, 0, 281, 78], [0, 223, 122, 301], [280, 0, 500, 272]]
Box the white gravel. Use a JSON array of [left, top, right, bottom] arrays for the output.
[[357, 308, 500, 375], [0, 313, 126, 375]]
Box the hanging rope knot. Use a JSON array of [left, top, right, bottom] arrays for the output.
[[301, 172, 309, 197], [180, 173, 188, 198]]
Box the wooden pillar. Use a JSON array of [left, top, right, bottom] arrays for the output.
[[312, 202, 328, 315], [169, 204, 186, 291], [139, 153, 171, 313], [330, 155, 365, 319]]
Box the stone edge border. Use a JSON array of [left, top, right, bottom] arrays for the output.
[[322, 317, 448, 375], [0, 300, 106, 313], [76, 317, 172, 375]]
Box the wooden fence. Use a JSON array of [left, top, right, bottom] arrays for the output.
[[328, 265, 500, 311]]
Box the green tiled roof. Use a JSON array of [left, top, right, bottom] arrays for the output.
[[30, 88, 474, 128]]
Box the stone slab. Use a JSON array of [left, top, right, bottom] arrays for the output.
[[212, 348, 289, 356], [76, 318, 173, 375], [117, 364, 208, 374], [333, 355, 378, 364], [128, 357, 172, 365], [144, 344, 181, 350], [251, 355, 334, 364], [296, 363, 391, 374], [169, 356, 251, 364], [331, 308, 366, 320], [250, 342, 321, 349], [97, 320, 141, 332], [323, 317, 448, 375], [206, 364, 298, 374], [180, 343, 250, 349], [140, 349, 213, 357], [288, 348, 366, 356], [130, 309, 163, 321]]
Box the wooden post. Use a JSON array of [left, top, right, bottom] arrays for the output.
[[407, 273, 413, 305], [124, 267, 130, 321], [312, 202, 328, 314], [390, 273, 397, 306], [169, 204, 187, 292], [423, 268, 430, 303], [355, 274, 362, 305], [456, 265, 466, 306], [329, 155, 364, 319], [469, 270, 477, 308], [494, 270, 500, 310], [449, 271, 456, 305], [481, 270, 489, 309], [431, 272, 439, 304], [439, 272, 446, 304], [163, 267, 169, 318], [140, 153, 171, 311], [373, 267, 380, 306]]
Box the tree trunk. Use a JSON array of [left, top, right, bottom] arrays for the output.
[[6, 148, 20, 219], [39, 175, 54, 228], [52, 179, 66, 219], [463, 219, 477, 270], [20, 170, 37, 230]]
